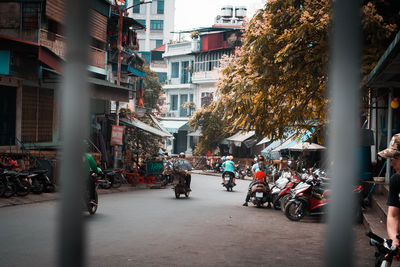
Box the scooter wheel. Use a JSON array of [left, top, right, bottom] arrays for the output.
[[285, 200, 306, 221], [175, 191, 180, 199]]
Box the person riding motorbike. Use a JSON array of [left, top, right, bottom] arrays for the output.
[[177, 152, 192, 190], [243, 155, 271, 207], [221, 155, 236, 186], [84, 153, 102, 205], [251, 155, 269, 177], [242, 170, 270, 207]]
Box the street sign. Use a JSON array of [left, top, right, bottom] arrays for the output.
[[111, 125, 125, 146]]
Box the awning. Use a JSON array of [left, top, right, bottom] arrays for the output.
[[159, 119, 189, 134], [149, 114, 174, 139], [272, 130, 313, 153], [88, 77, 130, 102], [366, 29, 400, 88], [286, 142, 326, 151], [119, 118, 173, 138], [226, 131, 255, 147], [256, 137, 270, 146], [261, 139, 283, 157], [188, 128, 202, 137]]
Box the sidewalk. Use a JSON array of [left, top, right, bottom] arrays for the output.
[[0, 184, 147, 208]]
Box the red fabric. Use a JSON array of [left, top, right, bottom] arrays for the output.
[[255, 171, 266, 182]]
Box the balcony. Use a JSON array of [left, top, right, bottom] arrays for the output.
[[40, 29, 106, 70], [192, 69, 219, 84], [163, 40, 200, 57]]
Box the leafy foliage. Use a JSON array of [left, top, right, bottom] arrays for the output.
[[142, 65, 163, 111], [188, 105, 232, 155], [215, 0, 400, 142]]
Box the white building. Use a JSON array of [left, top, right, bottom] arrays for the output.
[[160, 5, 247, 155], [127, 0, 175, 63]]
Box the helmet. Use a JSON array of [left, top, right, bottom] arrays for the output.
[[227, 155, 233, 160], [257, 155, 265, 162], [179, 152, 185, 158]]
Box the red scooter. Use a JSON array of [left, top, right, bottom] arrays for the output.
[[284, 177, 363, 222]]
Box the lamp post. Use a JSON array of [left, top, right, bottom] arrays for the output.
[[113, 0, 152, 168]]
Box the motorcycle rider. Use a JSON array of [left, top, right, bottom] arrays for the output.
[[378, 133, 400, 247], [242, 170, 270, 207], [177, 152, 192, 190], [84, 152, 102, 205], [251, 155, 269, 177], [221, 155, 236, 186]]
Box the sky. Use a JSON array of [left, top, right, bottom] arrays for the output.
[[174, 0, 266, 33]]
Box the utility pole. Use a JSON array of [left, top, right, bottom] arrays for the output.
[[112, 0, 152, 168]]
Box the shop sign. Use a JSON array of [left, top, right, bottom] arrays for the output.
[[111, 125, 125, 146]]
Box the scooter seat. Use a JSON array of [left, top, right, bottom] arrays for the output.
[[30, 169, 48, 175]]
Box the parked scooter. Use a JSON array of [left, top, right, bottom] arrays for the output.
[[245, 165, 253, 178], [284, 176, 329, 221], [270, 171, 299, 210], [235, 164, 246, 180]]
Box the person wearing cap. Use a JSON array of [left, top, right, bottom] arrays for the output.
[[378, 133, 400, 247], [251, 155, 269, 177], [221, 155, 236, 186]]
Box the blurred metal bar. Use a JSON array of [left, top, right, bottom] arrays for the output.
[[325, 0, 361, 266], [58, 0, 90, 266], [386, 88, 393, 183]]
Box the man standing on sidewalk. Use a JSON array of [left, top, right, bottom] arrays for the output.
[[378, 133, 400, 247]]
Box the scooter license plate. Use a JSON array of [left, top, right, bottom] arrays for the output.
[[256, 192, 263, 198]]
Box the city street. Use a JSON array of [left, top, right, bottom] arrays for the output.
[[1, 173, 374, 266]]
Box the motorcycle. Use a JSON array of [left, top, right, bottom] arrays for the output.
[[171, 170, 191, 198], [270, 171, 298, 210], [0, 169, 16, 198], [249, 181, 271, 208], [235, 165, 245, 180], [223, 172, 235, 191], [29, 169, 56, 194], [85, 172, 99, 215], [245, 165, 253, 177], [366, 231, 400, 267]]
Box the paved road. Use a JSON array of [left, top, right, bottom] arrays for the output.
[[0, 173, 374, 266]]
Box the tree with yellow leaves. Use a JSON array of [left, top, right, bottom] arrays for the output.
[[215, 0, 399, 142]]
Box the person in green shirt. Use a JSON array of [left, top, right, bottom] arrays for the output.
[[84, 153, 102, 205]]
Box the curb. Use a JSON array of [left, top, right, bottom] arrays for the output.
[[0, 184, 151, 208]]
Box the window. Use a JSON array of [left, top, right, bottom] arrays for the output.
[[132, 0, 140, 13], [171, 95, 178, 110], [156, 39, 163, 48], [180, 94, 188, 117], [201, 92, 213, 107], [22, 2, 41, 29], [150, 20, 163, 30], [181, 61, 189, 84], [22, 87, 54, 143], [136, 19, 146, 28], [157, 0, 164, 14], [171, 62, 179, 78]]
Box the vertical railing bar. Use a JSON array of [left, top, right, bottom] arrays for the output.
[[385, 88, 393, 183], [58, 0, 90, 267], [325, 0, 361, 266]]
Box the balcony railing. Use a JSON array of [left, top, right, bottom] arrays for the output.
[[40, 29, 106, 70]]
